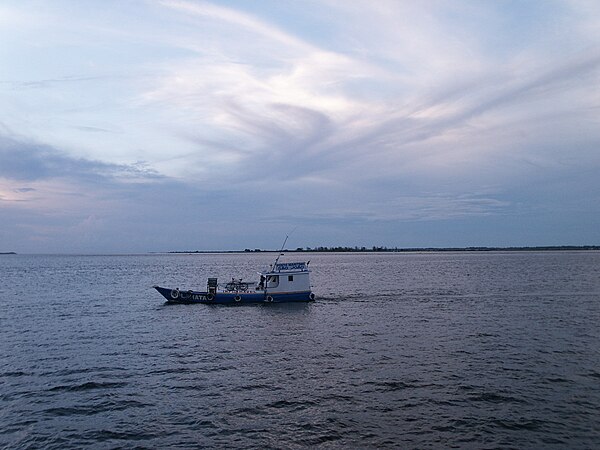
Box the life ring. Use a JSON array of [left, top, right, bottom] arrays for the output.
[[266, 295, 273, 302], [170, 289, 179, 299], [181, 290, 192, 299], [207, 293, 214, 301], [309, 293, 315, 301], [234, 295, 241, 302]]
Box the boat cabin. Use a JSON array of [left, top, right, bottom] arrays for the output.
[[258, 261, 310, 293]]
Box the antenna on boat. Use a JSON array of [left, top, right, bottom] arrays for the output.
[[272, 227, 298, 269], [273, 234, 289, 268]]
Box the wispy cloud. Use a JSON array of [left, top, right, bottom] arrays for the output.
[[140, 0, 600, 188], [1, 76, 110, 90], [160, 0, 313, 52]]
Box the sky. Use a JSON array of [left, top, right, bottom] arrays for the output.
[[1, 0, 599, 253]]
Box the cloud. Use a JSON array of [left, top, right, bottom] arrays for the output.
[[0, 133, 162, 182], [2, 76, 109, 90], [140, 0, 599, 187], [269, 193, 512, 224], [160, 0, 312, 52]]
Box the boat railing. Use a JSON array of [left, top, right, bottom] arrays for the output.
[[220, 279, 258, 292]]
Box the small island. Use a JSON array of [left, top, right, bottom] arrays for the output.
[[0, 252, 17, 255]]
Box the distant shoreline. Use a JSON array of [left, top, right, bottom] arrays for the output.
[[166, 245, 600, 254], [0, 252, 17, 255]]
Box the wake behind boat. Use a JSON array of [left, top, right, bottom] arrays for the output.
[[154, 261, 315, 304]]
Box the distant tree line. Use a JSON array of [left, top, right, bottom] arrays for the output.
[[240, 245, 600, 253], [168, 245, 600, 254]]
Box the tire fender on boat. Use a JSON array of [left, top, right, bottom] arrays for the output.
[[309, 293, 315, 300], [234, 295, 241, 302], [170, 288, 179, 299], [207, 293, 214, 301], [266, 295, 273, 302]]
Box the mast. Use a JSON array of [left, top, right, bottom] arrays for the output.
[[272, 234, 289, 269], [264, 235, 289, 299]]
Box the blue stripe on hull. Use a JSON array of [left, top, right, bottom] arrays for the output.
[[154, 286, 314, 304]]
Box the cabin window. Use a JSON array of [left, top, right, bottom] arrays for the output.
[[267, 275, 279, 287], [288, 275, 294, 282]]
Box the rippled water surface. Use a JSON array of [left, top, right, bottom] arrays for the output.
[[1, 252, 600, 448]]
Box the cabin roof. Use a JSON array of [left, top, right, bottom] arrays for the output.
[[260, 261, 310, 275]]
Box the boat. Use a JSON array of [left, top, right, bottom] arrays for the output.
[[153, 261, 315, 304]]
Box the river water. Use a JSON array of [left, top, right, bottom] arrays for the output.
[[1, 251, 599, 448]]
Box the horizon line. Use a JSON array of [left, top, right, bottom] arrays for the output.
[[3, 245, 600, 256]]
